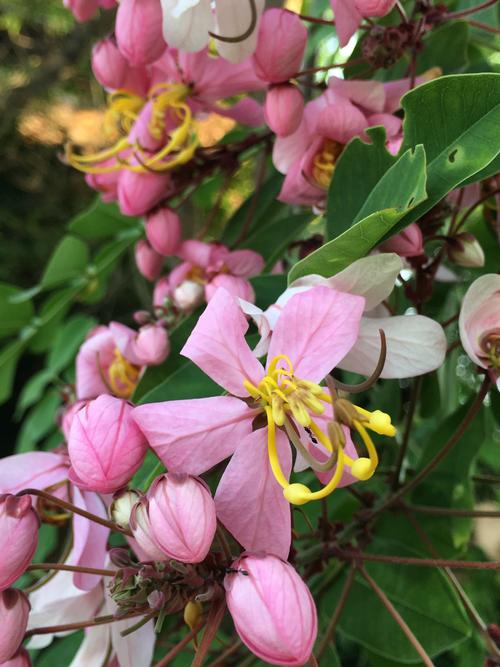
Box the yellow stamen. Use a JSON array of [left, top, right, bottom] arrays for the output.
[[108, 349, 141, 399], [265, 406, 289, 489], [312, 139, 343, 189]]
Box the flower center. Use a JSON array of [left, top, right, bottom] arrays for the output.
[[244, 355, 396, 506], [66, 83, 199, 175], [480, 330, 500, 370], [312, 139, 344, 189], [107, 349, 141, 399]]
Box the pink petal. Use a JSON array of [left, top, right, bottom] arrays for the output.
[[132, 396, 256, 475], [215, 428, 291, 559], [179, 240, 213, 268], [267, 286, 365, 383], [317, 98, 368, 143], [109, 321, 143, 366], [225, 249, 265, 278], [72, 491, 110, 591], [366, 112, 402, 139], [330, 0, 362, 46], [181, 288, 264, 396], [0, 452, 68, 494], [76, 328, 116, 400], [210, 98, 265, 127], [327, 77, 386, 113], [205, 275, 255, 304]]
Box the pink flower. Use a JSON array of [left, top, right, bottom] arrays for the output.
[[459, 274, 500, 389], [63, 0, 116, 22], [116, 0, 166, 65], [330, 0, 395, 47], [274, 76, 404, 207], [355, 0, 397, 17], [119, 171, 172, 217], [76, 326, 141, 400], [0, 649, 32, 667], [131, 474, 217, 563], [378, 223, 424, 257], [225, 554, 317, 666], [132, 286, 395, 558], [68, 395, 148, 494], [265, 84, 305, 138], [145, 208, 182, 257], [0, 590, 30, 663], [0, 496, 38, 590], [252, 9, 307, 83], [110, 322, 170, 367], [135, 240, 164, 282], [161, 240, 264, 311]]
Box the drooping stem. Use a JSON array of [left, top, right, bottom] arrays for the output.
[[402, 503, 500, 518], [367, 374, 490, 517], [467, 19, 500, 33], [358, 565, 434, 667], [334, 548, 500, 571], [296, 12, 335, 25], [18, 488, 132, 536], [26, 608, 150, 637], [27, 563, 117, 577], [317, 566, 356, 658]]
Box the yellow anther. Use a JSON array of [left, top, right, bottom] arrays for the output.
[[184, 601, 203, 632], [350, 457, 374, 481], [107, 349, 140, 399], [283, 483, 312, 506], [312, 139, 343, 189], [355, 407, 396, 437], [300, 392, 325, 415], [283, 442, 346, 505], [288, 396, 311, 427]]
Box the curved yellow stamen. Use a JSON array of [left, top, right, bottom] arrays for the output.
[[267, 354, 294, 376], [283, 445, 346, 505], [265, 406, 289, 489]]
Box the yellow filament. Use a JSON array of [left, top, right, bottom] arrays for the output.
[[353, 419, 378, 478], [284, 445, 345, 505], [265, 406, 289, 489]]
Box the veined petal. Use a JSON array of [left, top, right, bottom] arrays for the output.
[[215, 428, 291, 559], [225, 249, 265, 278], [329, 0, 362, 46], [267, 286, 365, 383], [339, 315, 447, 378], [132, 396, 256, 475], [0, 451, 68, 494], [459, 274, 500, 368], [181, 287, 264, 396]]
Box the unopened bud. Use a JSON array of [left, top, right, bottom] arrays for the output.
[[109, 547, 136, 568], [110, 489, 142, 530], [265, 84, 304, 137], [448, 233, 485, 268], [173, 280, 205, 312], [148, 590, 166, 611]]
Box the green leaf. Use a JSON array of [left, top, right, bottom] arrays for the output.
[[47, 314, 96, 374], [41, 235, 90, 289], [138, 362, 220, 404], [16, 389, 61, 453], [325, 539, 470, 663], [241, 213, 312, 271], [0, 283, 34, 338], [251, 274, 287, 309], [28, 288, 80, 354], [35, 632, 84, 667], [68, 198, 138, 240], [16, 368, 55, 416], [289, 145, 427, 282], [0, 340, 24, 405], [388, 73, 500, 237]]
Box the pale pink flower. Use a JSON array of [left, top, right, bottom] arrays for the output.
[[0, 590, 30, 663], [133, 285, 393, 558], [459, 274, 500, 389], [157, 240, 265, 311], [161, 0, 265, 63], [131, 474, 216, 562], [0, 495, 39, 590], [252, 9, 307, 83], [145, 208, 182, 257], [68, 395, 148, 494], [243, 254, 447, 378], [225, 553, 317, 666]]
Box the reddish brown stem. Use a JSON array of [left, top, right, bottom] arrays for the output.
[[18, 488, 132, 536], [402, 503, 500, 518], [154, 621, 207, 667], [359, 565, 434, 667], [467, 19, 500, 33], [335, 549, 500, 570], [27, 563, 117, 577], [26, 608, 149, 637], [317, 566, 356, 658], [445, 0, 499, 20]]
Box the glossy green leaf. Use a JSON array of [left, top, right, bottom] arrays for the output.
[[138, 362, 220, 404], [241, 213, 312, 270], [16, 389, 61, 453], [289, 145, 427, 282], [388, 73, 500, 237], [68, 198, 138, 240], [0, 283, 34, 338], [0, 339, 25, 405], [41, 235, 90, 289], [47, 314, 96, 373], [325, 539, 470, 663]]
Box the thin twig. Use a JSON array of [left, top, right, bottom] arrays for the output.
[[334, 548, 500, 570], [154, 621, 207, 667], [402, 503, 500, 518], [26, 608, 149, 637], [358, 566, 434, 667], [392, 376, 422, 489], [208, 640, 243, 666], [317, 566, 356, 659], [444, 0, 499, 20], [467, 19, 500, 33], [27, 563, 117, 577]]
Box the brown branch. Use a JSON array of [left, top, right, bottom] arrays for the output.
[[154, 621, 207, 667], [358, 566, 434, 667], [334, 548, 500, 571], [27, 563, 116, 577], [444, 0, 499, 20], [26, 608, 149, 637], [402, 503, 500, 518], [317, 566, 356, 659], [391, 376, 422, 489]]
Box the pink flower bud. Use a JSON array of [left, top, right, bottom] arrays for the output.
[[0, 590, 30, 663], [0, 496, 38, 590], [145, 209, 182, 257], [225, 554, 317, 666], [354, 0, 397, 16], [378, 223, 424, 257], [253, 9, 307, 83], [92, 37, 128, 90], [132, 324, 170, 365], [68, 395, 148, 494], [129, 498, 166, 561], [116, 0, 166, 65], [117, 170, 171, 217], [135, 240, 163, 282], [153, 276, 171, 309], [173, 281, 205, 312], [448, 233, 485, 268], [265, 84, 304, 138], [146, 474, 217, 563], [0, 648, 32, 667]]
